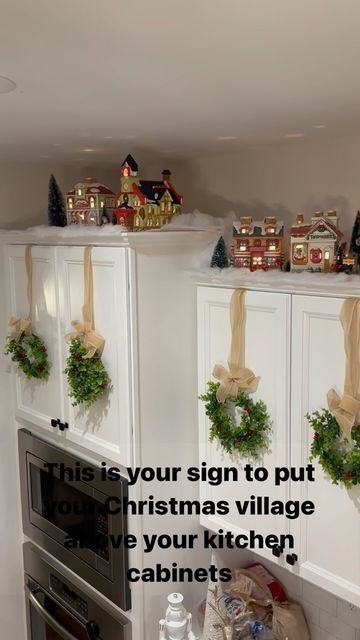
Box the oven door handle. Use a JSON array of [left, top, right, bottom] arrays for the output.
[[25, 585, 79, 640]]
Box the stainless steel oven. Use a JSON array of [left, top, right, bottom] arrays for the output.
[[24, 542, 131, 640], [19, 429, 131, 610]]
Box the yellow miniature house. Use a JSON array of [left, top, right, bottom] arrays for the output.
[[113, 155, 183, 230]]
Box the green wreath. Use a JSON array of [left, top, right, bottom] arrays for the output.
[[64, 337, 110, 409], [5, 333, 50, 380], [306, 409, 360, 488], [199, 381, 271, 457]]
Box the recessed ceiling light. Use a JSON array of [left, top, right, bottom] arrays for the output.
[[286, 133, 305, 138], [216, 135, 238, 140], [82, 148, 95, 152], [0, 75, 16, 94], [313, 124, 326, 129]]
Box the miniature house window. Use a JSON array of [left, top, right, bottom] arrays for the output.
[[90, 196, 95, 209], [148, 206, 152, 214], [266, 226, 276, 234], [134, 215, 140, 227], [268, 241, 277, 251], [294, 244, 305, 259], [324, 250, 330, 260], [100, 200, 104, 208], [68, 198, 73, 209], [310, 248, 322, 264], [89, 213, 96, 224], [161, 202, 165, 211], [254, 239, 261, 247], [77, 188, 82, 196], [168, 202, 172, 211], [239, 242, 248, 252], [123, 167, 130, 177]]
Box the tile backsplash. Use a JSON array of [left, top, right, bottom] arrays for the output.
[[259, 559, 360, 640]]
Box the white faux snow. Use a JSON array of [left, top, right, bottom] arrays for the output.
[[189, 265, 360, 295]]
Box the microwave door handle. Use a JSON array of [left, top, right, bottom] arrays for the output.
[[25, 585, 79, 640]]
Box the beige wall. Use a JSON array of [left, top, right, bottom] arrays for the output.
[[175, 133, 360, 248]]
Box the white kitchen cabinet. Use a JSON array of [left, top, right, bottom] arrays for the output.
[[5, 243, 133, 467], [197, 283, 360, 607], [291, 294, 360, 605], [5, 245, 62, 432], [197, 286, 291, 561], [57, 246, 133, 466]]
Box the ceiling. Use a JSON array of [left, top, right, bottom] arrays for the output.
[[1, 0, 360, 164]]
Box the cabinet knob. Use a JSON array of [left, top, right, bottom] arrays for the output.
[[286, 553, 298, 566], [50, 418, 60, 428], [86, 620, 100, 640], [272, 545, 283, 558], [58, 422, 69, 432]]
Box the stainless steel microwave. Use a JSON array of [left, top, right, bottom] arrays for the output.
[[19, 429, 131, 611]]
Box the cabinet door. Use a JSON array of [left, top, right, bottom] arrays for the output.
[[291, 295, 360, 606], [5, 245, 63, 431], [197, 286, 291, 563], [57, 246, 133, 467]]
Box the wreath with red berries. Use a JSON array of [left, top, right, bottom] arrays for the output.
[[5, 333, 50, 380], [199, 381, 271, 457], [64, 337, 110, 409], [307, 409, 360, 488]]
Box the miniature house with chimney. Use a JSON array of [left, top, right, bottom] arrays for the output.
[[290, 211, 343, 271], [66, 178, 115, 225], [231, 216, 284, 270], [113, 154, 183, 230]]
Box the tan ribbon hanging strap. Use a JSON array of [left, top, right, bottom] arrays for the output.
[[212, 289, 259, 403], [65, 246, 105, 358], [8, 245, 33, 338], [327, 297, 360, 442]]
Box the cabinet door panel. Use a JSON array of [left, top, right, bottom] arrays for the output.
[[291, 295, 360, 606], [57, 246, 133, 467], [5, 245, 63, 430], [197, 286, 291, 563]]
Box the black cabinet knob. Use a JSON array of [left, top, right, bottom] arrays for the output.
[[86, 620, 100, 640], [58, 421, 69, 432], [50, 418, 60, 428], [272, 545, 283, 558], [286, 553, 298, 566]]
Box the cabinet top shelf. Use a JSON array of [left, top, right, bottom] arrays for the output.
[[193, 269, 360, 298], [0, 227, 219, 249]]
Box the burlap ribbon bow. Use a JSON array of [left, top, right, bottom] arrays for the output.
[[213, 289, 259, 403], [9, 316, 32, 339], [65, 320, 104, 359], [327, 298, 360, 441], [8, 246, 33, 339], [65, 246, 105, 359]]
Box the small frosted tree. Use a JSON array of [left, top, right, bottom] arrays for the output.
[[48, 174, 67, 227], [210, 236, 228, 268]]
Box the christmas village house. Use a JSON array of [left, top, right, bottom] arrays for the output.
[[290, 211, 343, 271], [231, 217, 284, 270], [113, 154, 183, 230], [66, 178, 115, 225]]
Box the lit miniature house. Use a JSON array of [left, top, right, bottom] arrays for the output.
[[231, 217, 284, 270], [66, 178, 115, 225], [113, 154, 183, 230], [290, 211, 343, 271]]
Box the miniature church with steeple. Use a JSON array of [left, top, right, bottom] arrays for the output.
[[113, 154, 183, 230]]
